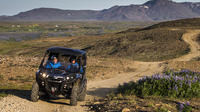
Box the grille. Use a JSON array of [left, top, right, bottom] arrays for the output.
[[47, 77, 63, 83]]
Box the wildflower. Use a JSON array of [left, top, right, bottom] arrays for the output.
[[186, 101, 190, 106], [178, 102, 184, 111], [174, 85, 178, 92]]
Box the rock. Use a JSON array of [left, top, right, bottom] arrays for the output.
[[94, 101, 101, 104], [122, 108, 130, 112], [155, 104, 162, 107]]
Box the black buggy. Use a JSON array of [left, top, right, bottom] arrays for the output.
[[30, 47, 87, 106]]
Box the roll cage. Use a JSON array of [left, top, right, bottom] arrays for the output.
[[39, 47, 87, 74]]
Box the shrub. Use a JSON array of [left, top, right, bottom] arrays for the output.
[[87, 29, 188, 61], [117, 70, 200, 98], [177, 101, 192, 112]]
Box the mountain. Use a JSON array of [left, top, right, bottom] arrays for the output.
[[144, 0, 200, 20], [0, 8, 99, 21], [1, 0, 200, 21]]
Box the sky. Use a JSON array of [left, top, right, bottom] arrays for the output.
[[0, 0, 200, 16]]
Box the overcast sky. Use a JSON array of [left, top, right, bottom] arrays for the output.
[[0, 0, 200, 16]]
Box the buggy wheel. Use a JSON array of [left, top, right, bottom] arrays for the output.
[[31, 81, 39, 102], [78, 80, 87, 101], [39, 91, 49, 100], [70, 82, 79, 106]]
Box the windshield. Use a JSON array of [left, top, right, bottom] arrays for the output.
[[41, 53, 82, 73]]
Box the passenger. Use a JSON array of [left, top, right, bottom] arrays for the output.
[[46, 56, 62, 69], [66, 58, 83, 73]]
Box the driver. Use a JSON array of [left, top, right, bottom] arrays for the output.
[[46, 56, 62, 69], [66, 58, 83, 73]]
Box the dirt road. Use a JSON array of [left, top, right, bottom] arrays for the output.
[[0, 30, 200, 112], [173, 30, 200, 61]]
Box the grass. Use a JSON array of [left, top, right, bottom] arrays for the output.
[[0, 20, 193, 62], [87, 28, 189, 61], [141, 18, 200, 30], [0, 21, 154, 41], [0, 33, 111, 56], [9, 75, 34, 83], [0, 83, 32, 99]]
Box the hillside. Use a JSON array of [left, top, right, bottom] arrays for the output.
[[86, 29, 188, 61], [83, 18, 200, 61], [142, 18, 200, 30], [1, 0, 200, 21]]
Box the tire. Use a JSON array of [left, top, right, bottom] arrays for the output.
[[39, 91, 49, 100], [78, 80, 87, 101], [31, 81, 39, 102], [70, 82, 79, 106]]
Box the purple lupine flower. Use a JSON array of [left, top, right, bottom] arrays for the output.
[[180, 70, 189, 74], [178, 102, 184, 111], [186, 101, 190, 106], [139, 76, 148, 83], [174, 85, 178, 92], [186, 74, 189, 79], [153, 74, 161, 80], [189, 76, 193, 79], [169, 86, 171, 90], [192, 79, 197, 83], [164, 75, 170, 79], [180, 82, 183, 88], [186, 80, 192, 87]]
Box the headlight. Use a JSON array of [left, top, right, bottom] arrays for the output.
[[40, 72, 48, 78], [42, 73, 47, 78], [66, 77, 70, 80]]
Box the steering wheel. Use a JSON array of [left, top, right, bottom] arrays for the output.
[[53, 69, 66, 73]]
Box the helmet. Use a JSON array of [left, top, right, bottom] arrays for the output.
[[51, 56, 57, 60], [69, 56, 76, 63]]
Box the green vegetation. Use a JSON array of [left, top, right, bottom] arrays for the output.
[[177, 102, 193, 112], [0, 83, 32, 98], [142, 18, 200, 30], [117, 70, 200, 98], [0, 21, 154, 38], [0, 28, 190, 62], [87, 28, 189, 61], [0, 20, 192, 62], [9, 75, 34, 83]]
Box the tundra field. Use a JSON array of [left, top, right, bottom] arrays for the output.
[[0, 18, 200, 112]]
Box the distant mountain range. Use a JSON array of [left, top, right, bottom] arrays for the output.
[[1, 0, 200, 21]]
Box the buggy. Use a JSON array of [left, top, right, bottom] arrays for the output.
[[31, 47, 87, 106]]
